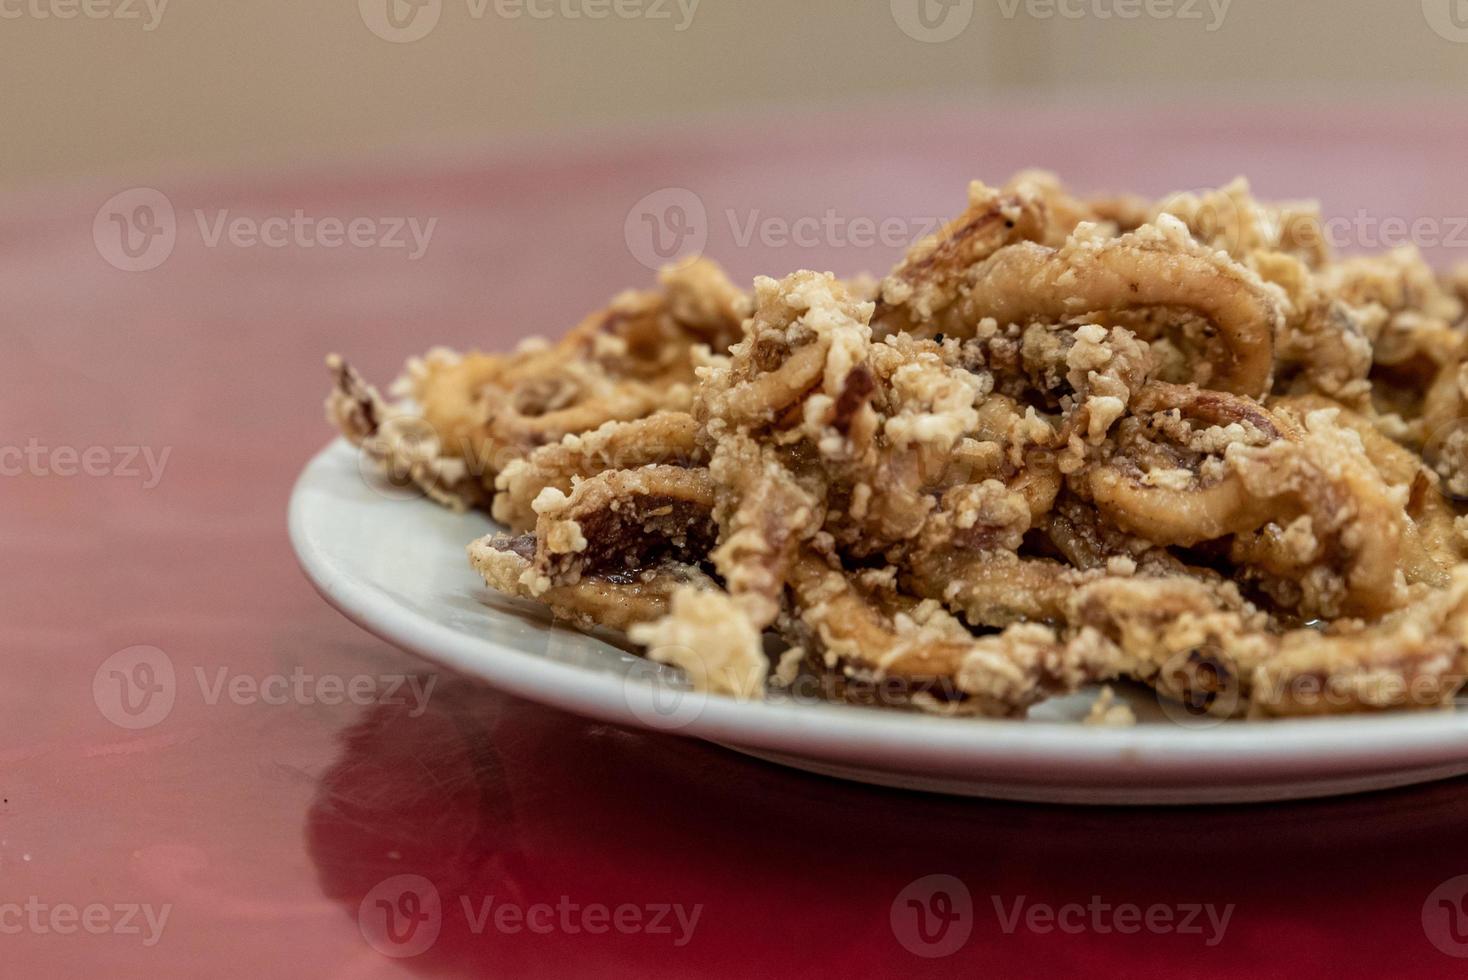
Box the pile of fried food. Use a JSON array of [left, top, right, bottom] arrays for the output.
[[328, 172, 1468, 721]]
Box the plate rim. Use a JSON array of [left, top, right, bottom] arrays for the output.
[[289, 438, 1468, 784]]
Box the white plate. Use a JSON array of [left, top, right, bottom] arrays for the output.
[[290, 439, 1468, 805]]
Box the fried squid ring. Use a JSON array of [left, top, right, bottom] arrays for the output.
[[520, 465, 717, 594], [900, 548, 1074, 629], [492, 412, 703, 531], [1064, 573, 1270, 716], [1226, 409, 1409, 619], [410, 308, 680, 473], [1421, 355, 1468, 498], [782, 550, 1122, 717], [331, 259, 743, 510], [871, 182, 1047, 336], [1080, 383, 1294, 546], [706, 434, 825, 626], [474, 346, 688, 459], [1067, 570, 1468, 717], [950, 223, 1284, 397], [1274, 394, 1463, 589], [469, 534, 715, 634], [1254, 249, 1376, 407], [1248, 570, 1468, 717], [697, 271, 874, 430], [1151, 177, 1330, 268]]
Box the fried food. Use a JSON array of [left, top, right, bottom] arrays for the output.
[[328, 172, 1468, 720]]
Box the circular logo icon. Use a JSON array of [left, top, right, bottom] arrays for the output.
[[1424, 0, 1468, 43], [93, 645, 176, 730], [890, 0, 974, 43], [359, 874, 442, 958], [624, 187, 708, 272], [621, 652, 709, 732], [890, 874, 973, 958], [359, 0, 442, 43], [1423, 875, 1468, 957], [1155, 645, 1240, 730], [356, 415, 443, 501], [93, 188, 176, 272]]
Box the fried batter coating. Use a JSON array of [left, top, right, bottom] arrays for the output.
[[469, 534, 715, 634], [949, 219, 1285, 398], [1080, 382, 1297, 547], [330, 257, 743, 505], [330, 172, 1468, 720], [871, 180, 1048, 337], [492, 412, 703, 531], [517, 465, 717, 595]]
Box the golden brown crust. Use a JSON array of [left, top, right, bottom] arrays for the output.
[[331, 173, 1468, 720]]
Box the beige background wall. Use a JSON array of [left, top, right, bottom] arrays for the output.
[[4, 0, 1467, 187]]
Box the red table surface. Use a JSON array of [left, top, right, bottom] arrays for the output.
[[8, 104, 1468, 978]]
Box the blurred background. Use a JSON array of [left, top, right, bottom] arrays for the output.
[[4, 0, 1468, 188]]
